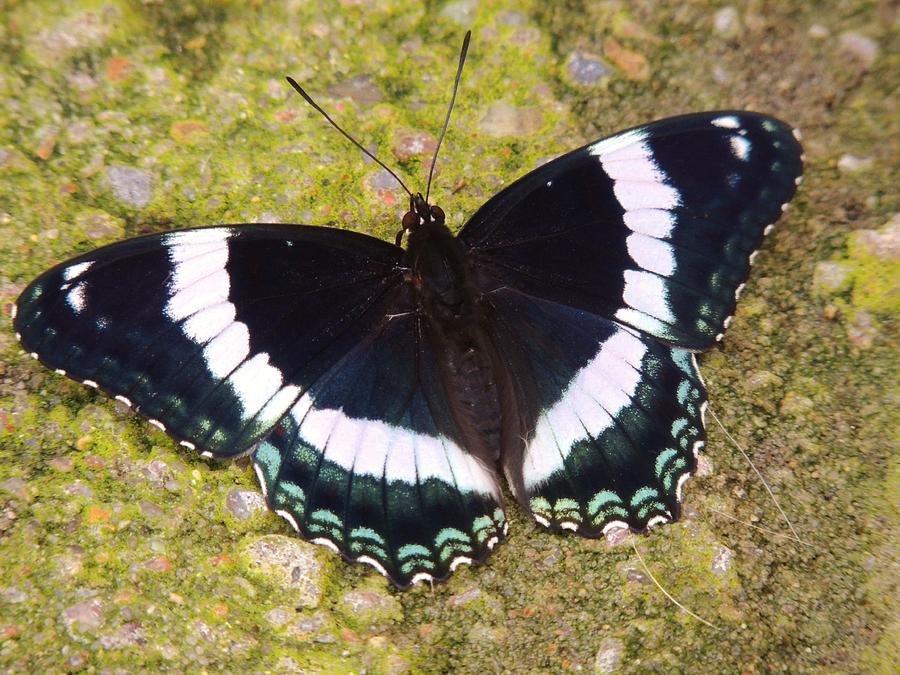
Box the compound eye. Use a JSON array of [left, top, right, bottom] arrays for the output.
[[401, 211, 418, 231], [429, 205, 445, 222]]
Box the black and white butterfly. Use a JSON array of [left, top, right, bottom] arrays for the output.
[[12, 34, 802, 588]]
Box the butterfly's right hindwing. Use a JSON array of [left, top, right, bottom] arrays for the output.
[[251, 312, 506, 588]]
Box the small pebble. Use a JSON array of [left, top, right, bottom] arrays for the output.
[[566, 52, 611, 86], [811, 261, 852, 296], [107, 166, 153, 208], [392, 130, 436, 162], [837, 154, 874, 173], [603, 38, 650, 81], [713, 7, 742, 38], [225, 488, 267, 521], [478, 102, 543, 138], [63, 598, 105, 634], [808, 24, 830, 40], [241, 535, 325, 608], [337, 588, 402, 627], [327, 75, 383, 107], [712, 545, 735, 575], [847, 310, 878, 349], [49, 456, 74, 472], [438, 0, 478, 25], [838, 31, 879, 68], [594, 637, 625, 674]]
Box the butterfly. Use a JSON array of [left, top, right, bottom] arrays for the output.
[[12, 33, 803, 588]]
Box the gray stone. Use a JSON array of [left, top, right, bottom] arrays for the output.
[[107, 166, 153, 208], [812, 261, 852, 296], [63, 598, 105, 634], [808, 24, 830, 40], [98, 622, 145, 649], [62, 481, 96, 500], [264, 606, 293, 627], [2, 587, 27, 603], [448, 586, 482, 608], [439, 0, 478, 25], [566, 52, 611, 86], [76, 210, 124, 240], [499, 11, 527, 26], [838, 31, 879, 68], [392, 130, 436, 162], [851, 214, 900, 261], [337, 588, 403, 627], [594, 637, 625, 674], [328, 75, 382, 107], [713, 7, 742, 38], [241, 535, 325, 608], [478, 102, 543, 138], [696, 454, 714, 477], [745, 370, 783, 392], [225, 488, 267, 521], [367, 168, 404, 192], [604, 525, 631, 547], [846, 310, 878, 349], [837, 154, 874, 173], [712, 545, 735, 575]]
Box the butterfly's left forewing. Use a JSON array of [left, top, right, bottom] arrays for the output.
[[461, 111, 803, 350]]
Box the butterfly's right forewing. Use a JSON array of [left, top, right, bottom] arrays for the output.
[[14, 224, 405, 457]]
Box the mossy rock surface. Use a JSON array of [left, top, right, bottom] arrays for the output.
[[1, 1, 896, 672]]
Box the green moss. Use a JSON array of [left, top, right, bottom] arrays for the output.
[[844, 223, 900, 314]]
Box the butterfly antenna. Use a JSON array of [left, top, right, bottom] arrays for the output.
[[709, 407, 804, 544], [286, 76, 413, 198], [425, 30, 471, 205]]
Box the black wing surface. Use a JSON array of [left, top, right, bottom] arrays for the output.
[[461, 112, 803, 350], [487, 288, 706, 535], [13, 225, 405, 457]]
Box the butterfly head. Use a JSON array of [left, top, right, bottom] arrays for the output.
[[402, 193, 445, 234]]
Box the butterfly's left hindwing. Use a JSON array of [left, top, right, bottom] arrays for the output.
[[462, 112, 803, 350], [14, 225, 405, 457], [488, 289, 707, 535], [250, 312, 506, 588]]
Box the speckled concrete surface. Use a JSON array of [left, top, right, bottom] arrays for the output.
[[1, 1, 896, 672]]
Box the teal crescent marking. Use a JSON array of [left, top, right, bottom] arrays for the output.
[[435, 527, 470, 549], [530, 497, 552, 515], [349, 540, 388, 559], [398, 543, 432, 561], [350, 527, 385, 546], [630, 486, 659, 507], [439, 540, 473, 562], [401, 558, 435, 574], [677, 379, 692, 405], [254, 441, 282, 481], [671, 418, 689, 438], [310, 509, 342, 527], [654, 448, 679, 479], [588, 490, 623, 515]]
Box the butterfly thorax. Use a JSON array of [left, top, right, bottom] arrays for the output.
[[404, 215, 476, 322]]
